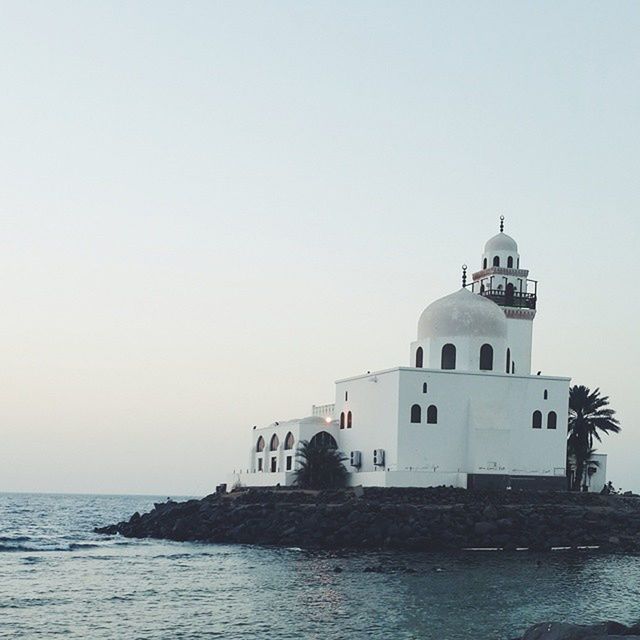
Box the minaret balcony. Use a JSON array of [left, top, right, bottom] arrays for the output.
[[479, 288, 537, 310]]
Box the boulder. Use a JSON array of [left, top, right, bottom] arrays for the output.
[[474, 521, 496, 536], [521, 621, 632, 640]]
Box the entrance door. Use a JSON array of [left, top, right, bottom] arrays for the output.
[[505, 283, 514, 305]]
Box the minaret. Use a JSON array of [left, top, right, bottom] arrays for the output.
[[469, 217, 537, 375]]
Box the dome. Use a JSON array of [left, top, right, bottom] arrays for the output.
[[484, 232, 518, 253], [417, 288, 507, 340]]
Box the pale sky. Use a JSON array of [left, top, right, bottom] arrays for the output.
[[1, 1, 638, 495]]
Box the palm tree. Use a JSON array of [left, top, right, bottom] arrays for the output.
[[294, 440, 349, 490], [567, 385, 620, 491]]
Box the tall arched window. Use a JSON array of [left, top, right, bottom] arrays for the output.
[[284, 432, 295, 449], [483, 258, 487, 269], [441, 343, 456, 370], [506, 348, 511, 374], [507, 256, 513, 268], [544, 390, 548, 400], [270, 434, 279, 450], [339, 412, 345, 429], [547, 411, 557, 429], [493, 256, 500, 267], [422, 382, 428, 394], [427, 405, 438, 424], [532, 411, 542, 429], [415, 346, 423, 368], [479, 344, 493, 371], [256, 436, 265, 452], [347, 411, 352, 428], [410, 404, 421, 423]]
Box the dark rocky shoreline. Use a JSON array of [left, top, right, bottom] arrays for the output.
[[96, 486, 640, 552]]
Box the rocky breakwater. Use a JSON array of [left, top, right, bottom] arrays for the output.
[[96, 487, 640, 551]]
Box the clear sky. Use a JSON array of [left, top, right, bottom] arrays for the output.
[[1, 1, 638, 495]]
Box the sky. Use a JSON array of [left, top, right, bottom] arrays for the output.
[[1, 1, 638, 495]]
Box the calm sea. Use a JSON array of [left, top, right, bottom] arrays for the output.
[[1, 492, 640, 639]]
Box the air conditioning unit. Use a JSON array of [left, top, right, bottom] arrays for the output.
[[350, 450, 361, 468], [373, 449, 385, 466]]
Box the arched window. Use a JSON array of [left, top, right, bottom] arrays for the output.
[[441, 343, 456, 370], [483, 258, 487, 269], [422, 382, 428, 394], [345, 391, 348, 401], [544, 390, 548, 400], [256, 436, 265, 452], [511, 362, 515, 374], [507, 256, 513, 268], [427, 405, 438, 424], [506, 348, 511, 374], [270, 434, 279, 451], [347, 411, 352, 428], [309, 431, 338, 449], [415, 346, 423, 368], [410, 404, 421, 423], [479, 344, 493, 371], [339, 412, 345, 429], [532, 411, 542, 429], [284, 432, 295, 450], [547, 411, 557, 429], [493, 256, 500, 267]]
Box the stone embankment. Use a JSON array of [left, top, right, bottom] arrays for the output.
[[516, 621, 640, 639], [96, 486, 640, 552]]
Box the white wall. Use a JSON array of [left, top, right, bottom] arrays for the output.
[[584, 453, 607, 493], [334, 369, 400, 474], [351, 470, 467, 488], [505, 316, 534, 375], [335, 367, 569, 483]]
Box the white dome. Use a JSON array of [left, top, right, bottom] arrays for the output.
[[484, 232, 518, 253], [417, 288, 507, 340]]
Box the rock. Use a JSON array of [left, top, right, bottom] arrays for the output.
[[93, 487, 640, 552], [522, 622, 588, 639], [352, 485, 364, 499], [482, 504, 498, 520], [333, 566, 343, 573], [474, 521, 496, 536], [521, 621, 632, 640]]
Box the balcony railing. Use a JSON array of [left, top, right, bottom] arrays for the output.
[[480, 289, 537, 310]]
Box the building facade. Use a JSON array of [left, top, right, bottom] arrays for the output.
[[230, 221, 571, 490]]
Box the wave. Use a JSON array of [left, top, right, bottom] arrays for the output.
[[0, 536, 31, 542], [1, 541, 101, 552]]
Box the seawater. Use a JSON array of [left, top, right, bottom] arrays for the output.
[[1, 493, 640, 639]]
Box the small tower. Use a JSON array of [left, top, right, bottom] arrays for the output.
[[469, 217, 537, 374]]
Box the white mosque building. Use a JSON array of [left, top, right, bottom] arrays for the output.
[[231, 220, 578, 491]]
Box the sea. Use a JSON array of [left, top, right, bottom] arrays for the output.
[[1, 493, 639, 640]]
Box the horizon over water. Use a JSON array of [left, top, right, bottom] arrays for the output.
[[2, 492, 640, 639]]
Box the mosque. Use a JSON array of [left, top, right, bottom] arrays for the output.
[[230, 220, 581, 491]]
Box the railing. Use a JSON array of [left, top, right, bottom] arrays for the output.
[[480, 289, 537, 309]]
